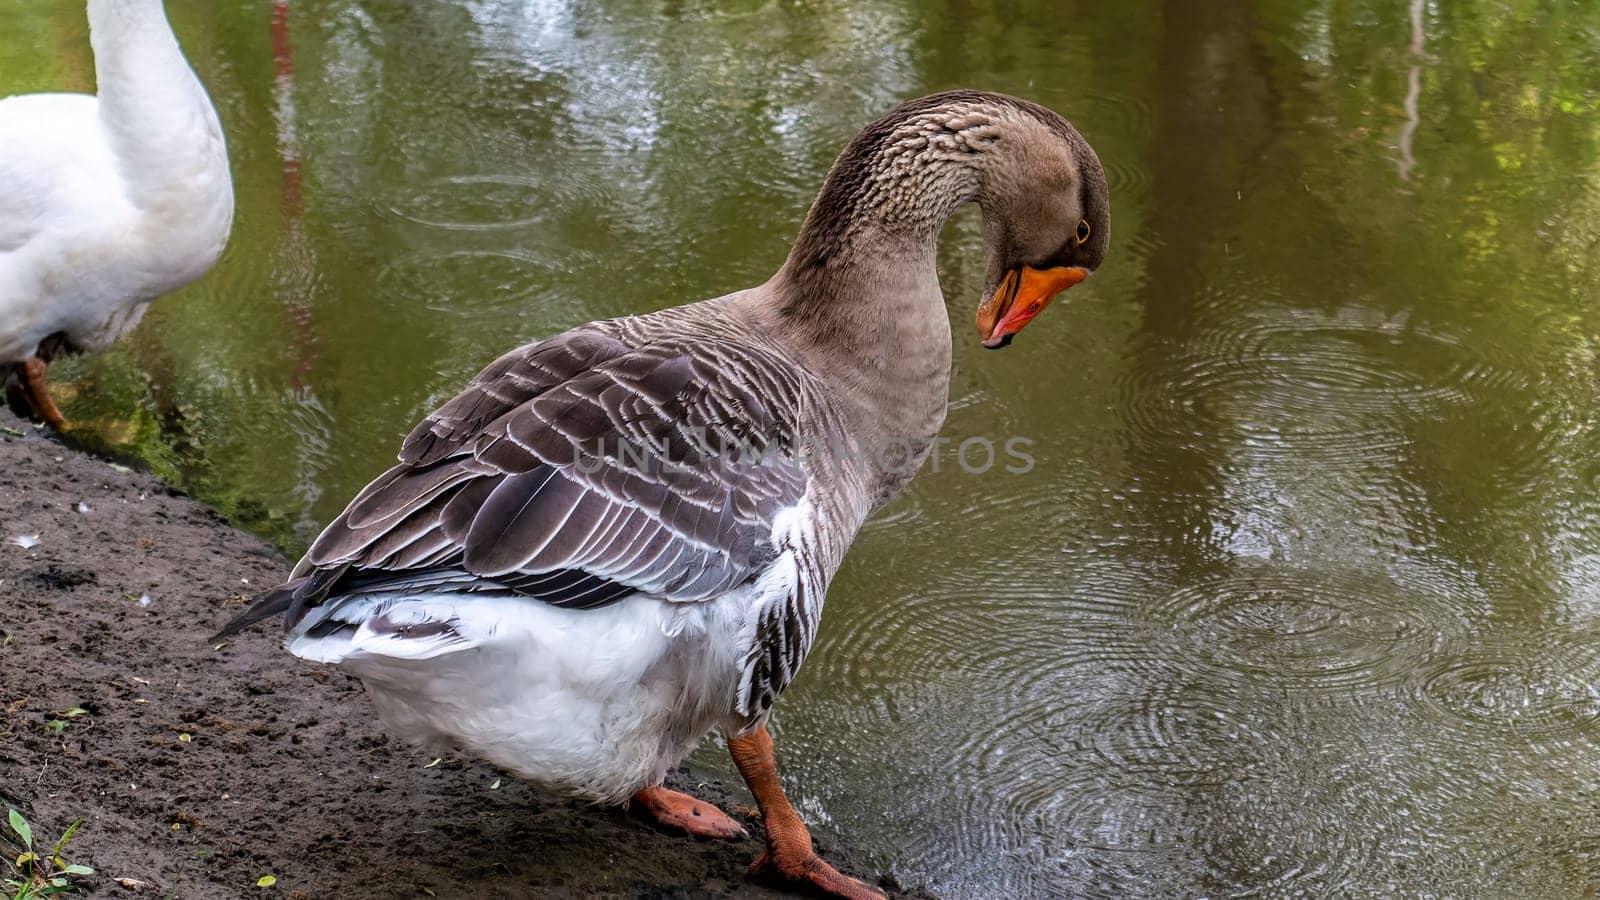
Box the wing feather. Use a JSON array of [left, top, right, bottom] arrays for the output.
[[221, 326, 813, 635]]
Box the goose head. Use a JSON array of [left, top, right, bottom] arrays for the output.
[[776, 91, 1110, 361], [972, 101, 1111, 349]]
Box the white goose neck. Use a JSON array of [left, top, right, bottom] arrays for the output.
[[89, 0, 191, 100], [88, 0, 225, 204]]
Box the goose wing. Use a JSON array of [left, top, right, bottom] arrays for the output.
[[221, 327, 814, 634]]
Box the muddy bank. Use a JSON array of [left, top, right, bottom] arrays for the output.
[[0, 411, 923, 899]]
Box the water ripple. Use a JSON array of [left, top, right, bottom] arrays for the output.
[[1144, 559, 1478, 691], [373, 248, 584, 326], [380, 173, 552, 231], [1120, 301, 1481, 462], [1409, 633, 1600, 743]]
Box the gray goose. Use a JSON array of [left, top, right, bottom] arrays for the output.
[[221, 90, 1109, 899]]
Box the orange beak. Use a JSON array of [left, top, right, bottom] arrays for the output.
[[975, 265, 1090, 349]]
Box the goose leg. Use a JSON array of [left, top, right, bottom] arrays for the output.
[[15, 359, 66, 430], [629, 785, 747, 839], [728, 724, 884, 900]]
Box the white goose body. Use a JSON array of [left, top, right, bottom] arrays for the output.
[[0, 0, 232, 365], [296, 553, 758, 800]]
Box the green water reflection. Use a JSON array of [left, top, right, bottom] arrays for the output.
[[5, 0, 1600, 896]]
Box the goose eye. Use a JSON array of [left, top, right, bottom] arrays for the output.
[[1075, 219, 1091, 244]]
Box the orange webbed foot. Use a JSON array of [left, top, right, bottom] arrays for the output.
[[727, 723, 886, 899], [748, 848, 885, 899], [629, 785, 748, 840]]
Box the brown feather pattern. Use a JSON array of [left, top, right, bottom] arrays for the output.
[[227, 323, 832, 685]]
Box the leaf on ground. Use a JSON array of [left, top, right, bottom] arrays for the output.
[[8, 809, 31, 848]]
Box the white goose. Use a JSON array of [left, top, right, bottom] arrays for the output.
[[222, 90, 1110, 898], [0, 0, 233, 428]]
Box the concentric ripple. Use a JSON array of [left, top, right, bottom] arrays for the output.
[[966, 681, 1375, 897], [1409, 635, 1600, 743], [1119, 301, 1481, 464], [1035, 89, 1155, 204], [373, 248, 573, 325], [380, 174, 552, 231], [1145, 559, 1477, 691]]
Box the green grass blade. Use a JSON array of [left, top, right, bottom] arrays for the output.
[[47, 821, 82, 859]]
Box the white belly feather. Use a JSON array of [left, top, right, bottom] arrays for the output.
[[284, 589, 751, 803]]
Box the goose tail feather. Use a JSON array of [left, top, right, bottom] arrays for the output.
[[213, 575, 316, 640]]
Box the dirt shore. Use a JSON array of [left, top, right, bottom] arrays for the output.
[[0, 411, 923, 899]]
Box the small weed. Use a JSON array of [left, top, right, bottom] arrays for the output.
[[39, 707, 89, 742], [3, 809, 93, 898]]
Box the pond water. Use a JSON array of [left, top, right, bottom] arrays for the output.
[[7, 0, 1600, 896]]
